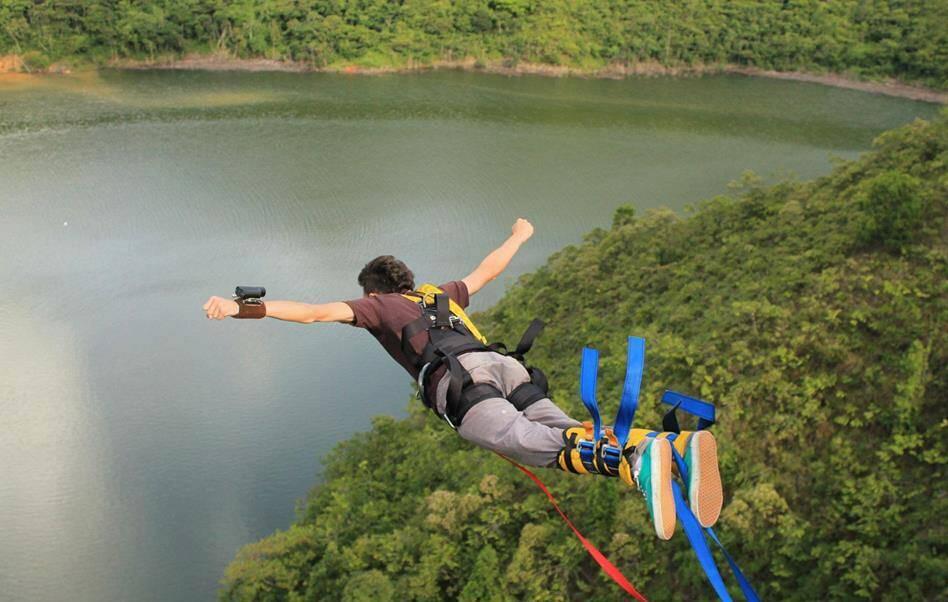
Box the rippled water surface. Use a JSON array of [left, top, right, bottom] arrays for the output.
[[0, 70, 938, 601]]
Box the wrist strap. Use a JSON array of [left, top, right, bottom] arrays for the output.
[[234, 299, 266, 319]]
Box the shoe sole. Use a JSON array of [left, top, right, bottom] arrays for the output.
[[688, 431, 723, 528], [649, 438, 676, 540]]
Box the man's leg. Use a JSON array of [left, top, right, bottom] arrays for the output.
[[433, 353, 681, 538], [475, 352, 582, 429], [456, 397, 565, 467], [523, 398, 581, 429], [433, 352, 574, 467]]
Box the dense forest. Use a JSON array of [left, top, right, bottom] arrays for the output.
[[220, 113, 947, 600], [2, 1, 946, 88]]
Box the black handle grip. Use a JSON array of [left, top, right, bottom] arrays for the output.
[[235, 286, 266, 300]]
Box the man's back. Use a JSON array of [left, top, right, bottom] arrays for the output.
[[343, 280, 470, 379]]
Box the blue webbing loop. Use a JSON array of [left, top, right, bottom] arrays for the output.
[[707, 528, 761, 602], [580, 347, 603, 442], [671, 443, 760, 602], [613, 337, 645, 449], [673, 480, 734, 602], [662, 390, 716, 430], [665, 433, 690, 477]]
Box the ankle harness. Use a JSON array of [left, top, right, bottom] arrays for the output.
[[576, 336, 760, 602]]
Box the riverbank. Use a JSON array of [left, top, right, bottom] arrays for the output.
[[2, 53, 945, 103]]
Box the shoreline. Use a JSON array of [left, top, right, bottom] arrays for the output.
[[3, 53, 946, 103]]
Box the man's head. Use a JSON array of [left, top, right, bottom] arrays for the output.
[[358, 255, 415, 296]]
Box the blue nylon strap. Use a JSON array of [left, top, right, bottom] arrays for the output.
[[580, 347, 603, 442], [671, 444, 759, 602], [613, 337, 645, 449], [666, 433, 690, 477], [662, 390, 716, 430], [707, 528, 761, 602], [673, 480, 733, 601]]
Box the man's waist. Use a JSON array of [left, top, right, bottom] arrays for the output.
[[420, 350, 503, 404]]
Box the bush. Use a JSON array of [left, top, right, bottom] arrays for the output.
[[341, 570, 394, 602], [855, 170, 925, 252], [20, 51, 50, 72]]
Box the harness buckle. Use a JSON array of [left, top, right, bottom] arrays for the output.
[[417, 363, 432, 405], [443, 413, 457, 430], [430, 314, 462, 328]]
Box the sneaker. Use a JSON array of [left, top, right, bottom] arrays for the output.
[[632, 437, 676, 540], [683, 431, 723, 528]]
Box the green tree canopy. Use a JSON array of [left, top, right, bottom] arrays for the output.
[[2, 1, 946, 88]]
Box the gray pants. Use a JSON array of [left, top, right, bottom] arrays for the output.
[[434, 351, 581, 467]]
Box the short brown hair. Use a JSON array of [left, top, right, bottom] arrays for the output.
[[358, 255, 415, 294]]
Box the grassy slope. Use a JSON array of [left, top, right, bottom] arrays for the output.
[[222, 113, 946, 601]]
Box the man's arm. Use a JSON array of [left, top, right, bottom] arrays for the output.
[[202, 297, 354, 323], [462, 217, 534, 296]]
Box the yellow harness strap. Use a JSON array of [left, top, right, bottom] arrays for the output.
[[402, 283, 488, 344]]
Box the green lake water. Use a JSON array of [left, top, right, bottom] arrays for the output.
[[0, 70, 938, 601]]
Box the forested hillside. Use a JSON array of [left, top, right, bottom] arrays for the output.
[[2, 1, 946, 88], [220, 114, 947, 601]]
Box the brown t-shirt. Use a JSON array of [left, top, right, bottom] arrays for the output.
[[344, 281, 470, 380]]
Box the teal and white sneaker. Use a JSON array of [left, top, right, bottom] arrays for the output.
[[630, 437, 676, 540], [682, 430, 723, 528]]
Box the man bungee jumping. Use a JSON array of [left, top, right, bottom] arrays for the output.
[[202, 218, 723, 540]]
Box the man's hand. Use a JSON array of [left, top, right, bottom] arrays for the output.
[[511, 217, 534, 242], [203, 296, 239, 320]]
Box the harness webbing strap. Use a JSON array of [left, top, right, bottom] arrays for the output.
[[507, 381, 548, 411], [665, 429, 760, 601], [661, 391, 716, 433], [580, 347, 603, 443], [450, 382, 502, 426], [613, 337, 645, 449], [528, 367, 549, 394], [428, 334, 486, 358], [707, 528, 760, 602], [434, 293, 452, 327], [672, 479, 734, 601], [513, 319, 545, 359], [404, 284, 488, 344], [497, 453, 649, 602], [401, 315, 432, 366], [444, 355, 469, 412]]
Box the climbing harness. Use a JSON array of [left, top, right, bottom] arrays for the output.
[[400, 283, 548, 428], [571, 336, 760, 601]]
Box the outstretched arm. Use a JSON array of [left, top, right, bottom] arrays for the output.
[[202, 297, 354, 323], [462, 218, 534, 296]]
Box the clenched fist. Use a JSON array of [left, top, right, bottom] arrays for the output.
[[511, 217, 534, 242], [203, 296, 239, 320]]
